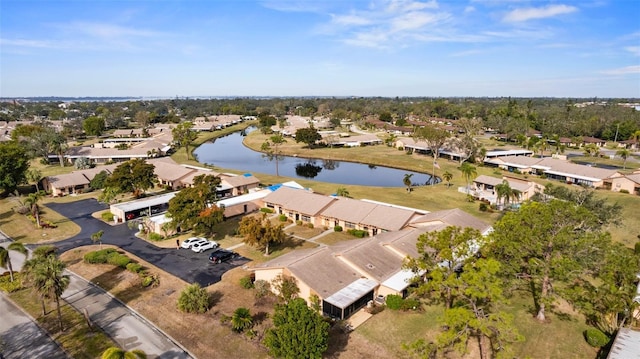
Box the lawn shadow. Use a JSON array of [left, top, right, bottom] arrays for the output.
[[89, 266, 125, 293], [325, 322, 351, 358], [252, 311, 269, 326], [209, 290, 224, 307]]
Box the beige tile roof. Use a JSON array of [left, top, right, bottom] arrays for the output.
[[254, 226, 447, 297], [622, 173, 640, 185], [151, 160, 196, 182], [47, 172, 90, 188], [474, 175, 532, 192], [262, 186, 336, 216], [320, 197, 417, 231], [179, 169, 217, 186], [409, 208, 492, 233], [221, 174, 260, 187]]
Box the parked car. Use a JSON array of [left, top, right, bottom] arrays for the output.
[[191, 240, 219, 253], [181, 237, 207, 249], [208, 249, 239, 264]]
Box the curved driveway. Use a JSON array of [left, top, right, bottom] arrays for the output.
[[46, 198, 248, 287]]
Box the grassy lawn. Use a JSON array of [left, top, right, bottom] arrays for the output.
[[285, 224, 326, 239], [4, 275, 115, 358], [0, 192, 85, 244], [61, 245, 271, 359], [356, 294, 595, 359], [316, 231, 360, 245]]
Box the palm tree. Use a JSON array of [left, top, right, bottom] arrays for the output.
[[478, 147, 487, 163], [91, 230, 104, 248], [495, 180, 521, 209], [403, 174, 413, 193], [101, 347, 147, 359], [616, 148, 631, 169], [584, 143, 600, 157], [24, 191, 45, 228], [442, 171, 453, 188], [0, 242, 28, 282], [23, 254, 70, 330], [25, 169, 43, 192], [459, 162, 477, 194], [631, 130, 640, 147], [231, 307, 254, 333], [336, 187, 350, 198]]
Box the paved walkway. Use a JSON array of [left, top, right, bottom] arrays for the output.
[[0, 294, 69, 359], [0, 233, 194, 359]]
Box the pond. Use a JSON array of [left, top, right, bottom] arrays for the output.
[[193, 129, 436, 187]]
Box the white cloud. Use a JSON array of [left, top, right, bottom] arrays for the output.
[[624, 46, 640, 56], [332, 14, 373, 26], [503, 4, 578, 22], [0, 38, 65, 49], [600, 65, 640, 75], [385, 0, 439, 12], [57, 22, 161, 39], [390, 11, 440, 32]]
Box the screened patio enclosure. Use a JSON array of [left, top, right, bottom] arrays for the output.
[[322, 278, 378, 319]]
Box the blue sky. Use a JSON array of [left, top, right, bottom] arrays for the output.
[[1, 0, 639, 98]]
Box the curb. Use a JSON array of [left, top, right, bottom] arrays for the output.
[[0, 233, 71, 359], [0, 292, 72, 359], [65, 269, 198, 359]]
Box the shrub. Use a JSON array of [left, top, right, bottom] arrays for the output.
[[83, 248, 116, 264], [619, 189, 629, 194], [148, 232, 163, 241], [254, 279, 271, 299], [401, 298, 421, 311], [106, 252, 131, 268], [260, 208, 274, 214], [101, 212, 114, 222], [278, 214, 287, 222], [231, 307, 254, 333], [240, 275, 255, 289], [334, 225, 343, 232], [386, 294, 403, 310], [635, 242, 640, 255], [141, 274, 159, 288], [296, 220, 303, 226], [177, 283, 210, 313], [479, 203, 488, 212], [347, 229, 367, 238], [126, 262, 143, 273], [367, 304, 385, 315], [0, 273, 23, 292], [584, 328, 609, 347], [306, 223, 314, 229]]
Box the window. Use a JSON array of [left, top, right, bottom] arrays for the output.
[[301, 215, 310, 222], [345, 222, 356, 229]]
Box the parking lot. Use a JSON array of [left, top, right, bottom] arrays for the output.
[[46, 199, 248, 287]]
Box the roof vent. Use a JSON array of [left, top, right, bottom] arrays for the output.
[[366, 263, 376, 269]]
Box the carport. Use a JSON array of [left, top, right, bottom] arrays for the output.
[[110, 192, 177, 222]]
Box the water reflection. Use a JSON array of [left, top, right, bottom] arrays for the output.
[[193, 130, 437, 187], [295, 161, 323, 178]]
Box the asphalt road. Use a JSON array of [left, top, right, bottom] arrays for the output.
[[0, 294, 69, 359], [46, 198, 248, 287]]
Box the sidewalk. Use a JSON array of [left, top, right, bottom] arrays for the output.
[[0, 233, 194, 359]]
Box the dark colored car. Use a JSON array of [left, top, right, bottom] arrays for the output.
[[208, 249, 239, 264]]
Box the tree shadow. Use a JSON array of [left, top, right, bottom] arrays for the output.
[[325, 322, 351, 358], [89, 265, 125, 293], [252, 311, 269, 325], [209, 290, 224, 307]]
